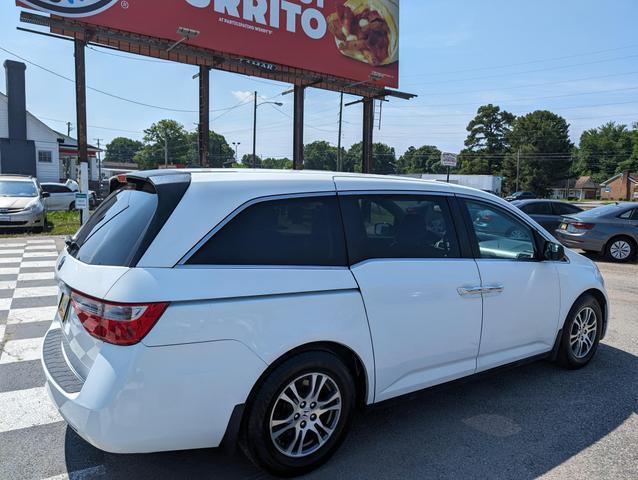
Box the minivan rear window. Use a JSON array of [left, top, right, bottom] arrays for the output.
[[70, 189, 158, 266]]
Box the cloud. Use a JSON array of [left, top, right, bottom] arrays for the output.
[[231, 90, 256, 104]]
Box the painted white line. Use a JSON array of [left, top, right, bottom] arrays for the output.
[[26, 239, 56, 244], [0, 298, 12, 311], [7, 306, 57, 325], [42, 465, 107, 480], [18, 271, 56, 281], [0, 249, 25, 255], [20, 260, 57, 268], [0, 257, 21, 264], [25, 245, 58, 250], [0, 387, 62, 434], [0, 280, 17, 290], [23, 252, 58, 258], [0, 267, 19, 275], [0, 337, 43, 364], [13, 286, 59, 298], [0, 243, 26, 249], [0, 324, 5, 345]]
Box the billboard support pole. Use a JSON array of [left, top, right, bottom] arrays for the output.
[[293, 85, 305, 170], [198, 66, 210, 167], [74, 38, 89, 225], [362, 97, 374, 174]]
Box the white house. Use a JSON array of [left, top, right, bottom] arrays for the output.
[[1, 60, 100, 184]]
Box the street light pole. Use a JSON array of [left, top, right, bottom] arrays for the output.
[[252, 92, 283, 169], [252, 91, 258, 168], [232, 142, 240, 164]]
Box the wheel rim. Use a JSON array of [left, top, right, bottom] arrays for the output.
[[569, 307, 598, 359], [269, 372, 342, 458], [610, 240, 631, 260]]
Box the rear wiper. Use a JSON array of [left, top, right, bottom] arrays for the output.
[[65, 235, 80, 254]]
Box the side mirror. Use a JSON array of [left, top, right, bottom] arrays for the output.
[[41, 192, 50, 198], [544, 241, 565, 261]]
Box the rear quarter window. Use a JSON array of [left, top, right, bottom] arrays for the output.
[[71, 189, 158, 266]]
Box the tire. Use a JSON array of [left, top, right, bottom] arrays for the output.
[[69, 202, 76, 211], [241, 351, 356, 477], [605, 236, 636, 263], [556, 295, 603, 369]]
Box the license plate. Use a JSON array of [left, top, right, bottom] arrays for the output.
[[58, 293, 71, 323], [0, 215, 10, 223]]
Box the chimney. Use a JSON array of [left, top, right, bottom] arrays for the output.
[[4, 60, 27, 141]]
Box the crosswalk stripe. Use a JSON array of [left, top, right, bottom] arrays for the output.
[[0, 243, 26, 249], [0, 386, 62, 433], [7, 306, 57, 325], [42, 465, 107, 480], [13, 286, 59, 298], [18, 272, 56, 281], [23, 252, 59, 258], [0, 267, 19, 275], [0, 249, 26, 255], [21, 260, 57, 268], [0, 257, 22, 264], [0, 337, 43, 364], [0, 280, 17, 290], [0, 298, 12, 310], [27, 239, 56, 244]]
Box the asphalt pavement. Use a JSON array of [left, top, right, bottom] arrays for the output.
[[0, 238, 636, 480]]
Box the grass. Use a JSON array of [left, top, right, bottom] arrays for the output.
[[47, 211, 82, 236]]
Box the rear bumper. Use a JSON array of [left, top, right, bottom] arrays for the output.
[[42, 320, 266, 454], [554, 230, 605, 252]]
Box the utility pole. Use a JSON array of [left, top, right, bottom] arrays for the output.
[[67, 121, 73, 137], [232, 142, 241, 164], [164, 136, 168, 167], [337, 93, 343, 171], [252, 91, 258, 168], [516, 148, 521, 192], [94, 138, 103, 198]]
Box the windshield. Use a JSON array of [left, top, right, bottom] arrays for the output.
[[0, 181, 38, 197]]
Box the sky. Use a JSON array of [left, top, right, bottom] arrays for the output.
[[0, 0, 637, 161]]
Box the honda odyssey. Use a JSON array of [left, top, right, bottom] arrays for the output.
[[43, 170, 609, 476]]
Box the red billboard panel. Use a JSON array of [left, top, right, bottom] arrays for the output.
[[17, 0, 400, 88]]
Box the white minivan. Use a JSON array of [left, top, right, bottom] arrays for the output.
[[44, 170, 608, 476]]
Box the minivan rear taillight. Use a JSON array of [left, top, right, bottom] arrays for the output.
[[70, 290, 169, 346]]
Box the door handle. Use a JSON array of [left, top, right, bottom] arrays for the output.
[[482, 284, 505, 295], [457, 286, 484, 297]]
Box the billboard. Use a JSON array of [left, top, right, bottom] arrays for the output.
[[17, 0, 400, 88]]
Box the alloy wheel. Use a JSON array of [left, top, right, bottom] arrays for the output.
[[269, 372, 342, 458], [610, 240, 632, 260], [569, 306, 598, 359]]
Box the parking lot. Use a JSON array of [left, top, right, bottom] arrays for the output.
[[0, 237, 636, 480]]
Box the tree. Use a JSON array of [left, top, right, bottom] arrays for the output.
[[396, 145, 445, 174], [241, 153, 262, 168], [134, 119, 190, 169], [104, 137, 143, 164], [460, 104, 515, 174], [502, 110, 573, 196], [262, 157, 293, 169], [185, 131, 235, 167], [345, 142, 396, 174], [304, 141, 338, 171], [576, 122, 634, 183]]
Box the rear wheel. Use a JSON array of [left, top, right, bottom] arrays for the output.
[[241, 351, 355, 477], [68, 201, 76, 211], [556, 295, 602, 369], [605, 236, 636, 263]]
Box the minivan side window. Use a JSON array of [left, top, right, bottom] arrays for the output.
[[186, 196, 347, 267], [339, 195, 460, 265], [463, 199, 537, 261]]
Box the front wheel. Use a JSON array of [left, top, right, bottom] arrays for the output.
[[556, 295, 602, 369], [241, 351, 355, 477]]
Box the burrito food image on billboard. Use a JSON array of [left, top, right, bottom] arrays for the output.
[[328, 0, 399, 66]]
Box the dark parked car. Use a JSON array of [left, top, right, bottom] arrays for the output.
[[512, 200, 583, 232], [506, 191, 536, 201], [554, 202, 638, 262]]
